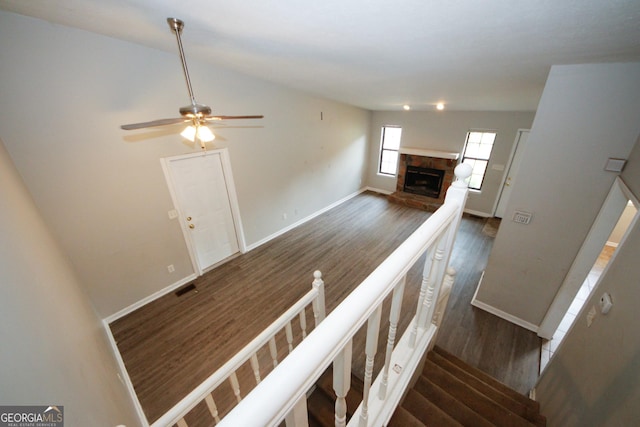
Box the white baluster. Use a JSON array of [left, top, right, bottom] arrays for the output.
[[299, 308, 308, 339], [312, 270, 326, 326], [204, 394, 221, 424], [333, 341, 353, 427], [285, 321, 294, 353], [284, 395, 309, 427], [419, 241, 445, 328], [229, 372, 242, 403], [360, 306, 382, 427], [250, 353, 261, 384], [379, 276, 406, 399], [177, 419, 188, 427], [433, 267, 456, 326], [269, 337, 279, 368], [410, 245, 436, 347]]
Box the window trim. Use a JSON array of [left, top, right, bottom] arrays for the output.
[[378, 125, 402, 176], [461, 130, 497, 191]]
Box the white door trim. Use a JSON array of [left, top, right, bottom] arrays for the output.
[[537, 177, 640, 339], [492, 129, 530, 217], [161, 148, 246, 276]]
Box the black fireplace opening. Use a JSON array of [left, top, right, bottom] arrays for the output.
[[403, 166, 445, 198]]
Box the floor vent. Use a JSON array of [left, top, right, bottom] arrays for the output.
[[175, 283, 197, 297]]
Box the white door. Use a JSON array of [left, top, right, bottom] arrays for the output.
[[495, 130, 530, 218], [165, 150, 241, 273]]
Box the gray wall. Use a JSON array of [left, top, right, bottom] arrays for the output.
[[0, 139, 140, 426], [536, 135, 640, 426], [366, 110, 535, 215], [474, 62, 640, 326], [0, 11, 370, 317]]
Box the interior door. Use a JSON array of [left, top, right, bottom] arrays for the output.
[[495, 130, 530, 218], [165, 150, 240, 273]]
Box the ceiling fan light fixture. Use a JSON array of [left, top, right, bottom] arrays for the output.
[[180, 125, 197, 142], [197, 125, 215, 143]]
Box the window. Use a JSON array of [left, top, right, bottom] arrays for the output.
[[461, 130, 496, 190], [378, 126, 402, 175]]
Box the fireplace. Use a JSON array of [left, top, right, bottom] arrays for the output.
[[403, 166, 445, 198], [388, 147, 460, 212]]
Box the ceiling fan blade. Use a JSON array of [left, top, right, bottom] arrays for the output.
[[121, 118, 188, 130], [205, 115, 264, 121]]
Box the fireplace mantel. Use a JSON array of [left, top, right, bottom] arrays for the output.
[[399, 147, 460, 160]]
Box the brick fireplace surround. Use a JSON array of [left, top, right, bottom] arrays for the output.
[[388, 148, 460, 212]]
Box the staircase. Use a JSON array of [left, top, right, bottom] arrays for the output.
[[308, 346, 545, 426]]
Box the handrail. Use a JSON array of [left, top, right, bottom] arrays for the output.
[[219, 201, 463, 426], [151, 283, 323, 427]]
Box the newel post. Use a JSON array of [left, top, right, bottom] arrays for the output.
[[441, 163, 472, 268], [312, 270, 326, 326]]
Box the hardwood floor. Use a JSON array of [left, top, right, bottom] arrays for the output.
[[110, 191, 541, 424]]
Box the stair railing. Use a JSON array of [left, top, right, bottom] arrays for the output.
[[219, 163, 472, 427], [150, 272, 326, 427]]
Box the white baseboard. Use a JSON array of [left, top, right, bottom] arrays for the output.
[[365, 186, 393, 195], [104, 273, 197, 324], [103, 319, 150, 426], [471, 271, 539, 333], [463, 208, 493, 218], [246, 188, 367, 251]]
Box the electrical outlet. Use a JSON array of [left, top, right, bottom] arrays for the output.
[[168, 209, 178, 219], [167, 264, 175, 273]]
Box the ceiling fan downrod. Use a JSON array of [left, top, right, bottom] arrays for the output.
[[167, 17, 209, 116]]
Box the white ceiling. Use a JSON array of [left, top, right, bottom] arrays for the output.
[[2, 0, 640, 111]]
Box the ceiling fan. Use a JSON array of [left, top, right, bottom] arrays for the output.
[[121, 18, 263, 149]]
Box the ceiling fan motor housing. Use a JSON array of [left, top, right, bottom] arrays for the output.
[[180, 103, 212, 118]]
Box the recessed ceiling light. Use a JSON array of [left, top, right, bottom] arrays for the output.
[[403, 105, 411, 111], [436, 103, 445, 111]]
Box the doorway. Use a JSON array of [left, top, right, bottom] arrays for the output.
[[162, 149, 245, 275], [538, 177, 640, 348]]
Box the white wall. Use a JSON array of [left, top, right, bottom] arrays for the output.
[[0, 139, 140, 426], [536, 135, 640, 426], [474, 62, 640, 327], [366, 110, 535, 215], [0, 11, 370, 317]]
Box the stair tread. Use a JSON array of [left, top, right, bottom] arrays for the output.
[[423, 358, 536, 427], [433, 346, 540, 411], [388, 405, 426, 427], [403, 388, 463, 426], [428, 350, 545, 425], [415, 375, 494, 427]]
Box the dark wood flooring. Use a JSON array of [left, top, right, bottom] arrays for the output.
[[110, 191, 541, 424]]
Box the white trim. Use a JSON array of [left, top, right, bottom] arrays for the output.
[[492, 129, 530, 217], [104, 273, 197, 324], [399, 147, 460, 159], [245, 188, 366, 251], [471, 272, 539, 333], [103, 319, 150, 426], [365, 186, 393, 195], [605, 241, 619, 248], [463, 208, 493, 218]]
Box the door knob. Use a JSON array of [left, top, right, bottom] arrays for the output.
[[186, 216, 192, 221], [189, 224, 195, 229]]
